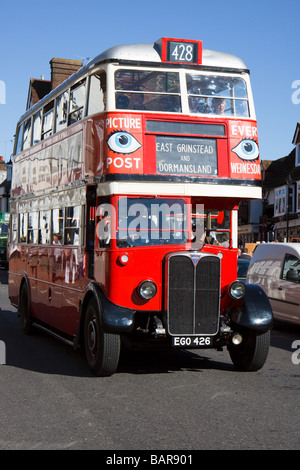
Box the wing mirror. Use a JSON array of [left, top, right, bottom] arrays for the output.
[[286, 269, 300, 282]]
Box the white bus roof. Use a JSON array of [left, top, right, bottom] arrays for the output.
[[87, 40, 247, 71], [18, 39, 248, 123]]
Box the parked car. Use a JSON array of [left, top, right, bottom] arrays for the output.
[[247, 243, 300, 326], [237, 258, 250, 281]]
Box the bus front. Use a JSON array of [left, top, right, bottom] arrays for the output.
[[84, 38, 273, 374]]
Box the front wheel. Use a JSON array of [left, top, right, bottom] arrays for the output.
[[84, 298, 121, 377], [228, 329, 270, 371]]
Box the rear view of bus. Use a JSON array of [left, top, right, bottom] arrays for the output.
[[8, 38, 273, 376]]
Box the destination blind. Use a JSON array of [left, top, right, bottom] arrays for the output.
[[156, 136, 217, 176]]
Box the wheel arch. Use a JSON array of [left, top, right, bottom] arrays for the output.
[[228, 283, 273, 332], [75, 281, 136, 349]]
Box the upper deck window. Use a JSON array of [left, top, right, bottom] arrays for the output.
[[41, 101, 54, 140], [22, 119, 32, 150], [68, 79, 86, 125], [115, 70, 181, 113], [33, 111, 42, 145], [187, 74, 249, 117], [88, 72, 106, 114], [56, 90, 69, 132]]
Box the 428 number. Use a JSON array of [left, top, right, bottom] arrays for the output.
[[171, 44, 194, 62]]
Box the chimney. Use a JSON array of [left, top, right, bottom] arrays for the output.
[[50, 58, 83, 90]]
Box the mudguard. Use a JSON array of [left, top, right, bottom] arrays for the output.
[[229, 283, 273, 332], [80, 281, 136, 333]]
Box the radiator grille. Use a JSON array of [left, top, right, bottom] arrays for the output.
[[167, 254, 220, 335]]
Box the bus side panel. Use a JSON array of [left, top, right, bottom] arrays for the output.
[[33, 246, 85, 337], [34, 246, 52, 323], [60, 246, 86, 336]]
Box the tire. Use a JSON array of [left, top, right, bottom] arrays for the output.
[[84, 298, 120, 377], [19, 283, 34, 335], [228, 329, 270, 371]]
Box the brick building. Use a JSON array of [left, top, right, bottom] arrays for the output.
[[26, 58, 82, 110], [238, 122, 300, 244]]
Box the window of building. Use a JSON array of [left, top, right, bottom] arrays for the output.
[[297, 184, 300, 213], [274, 187, 286, 216], [295, 144, 300, 167]]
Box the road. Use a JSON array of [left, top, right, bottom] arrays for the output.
[[0, 268, 299, 451]]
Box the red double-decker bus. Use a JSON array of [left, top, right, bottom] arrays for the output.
[[8, 37, 273, 375]]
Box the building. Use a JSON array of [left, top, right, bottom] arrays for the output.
[[238, 122, 300, 244], [26, 58, 83, 110]]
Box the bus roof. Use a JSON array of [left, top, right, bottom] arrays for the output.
[[89, 41, 247, 70], [17, 39, 248, 124]]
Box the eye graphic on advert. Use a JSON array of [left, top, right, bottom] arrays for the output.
[[232, 139, 259, 161], [107, 131, 142, 154]]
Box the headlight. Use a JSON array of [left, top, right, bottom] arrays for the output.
[[229, 280, 246, 300], [138, 280, 157, 300]]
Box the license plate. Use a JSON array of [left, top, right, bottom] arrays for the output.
[[172, 336, 212, 347]]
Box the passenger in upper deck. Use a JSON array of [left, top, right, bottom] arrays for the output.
[[211, 97, 226, 115], [116, 94, 130, 109], [116, 93, 146, 110], [189, 96, 210, 114], [130, 93, 145, 110]]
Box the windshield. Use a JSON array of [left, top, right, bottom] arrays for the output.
[[115, 69, 181, 113], [117, 197, 188, 247], [114, 68, 250, 117], [187, 73, 249, 117], [192, 209, 231, 247]]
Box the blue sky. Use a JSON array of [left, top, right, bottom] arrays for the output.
[[0, 0, 299, 163]]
